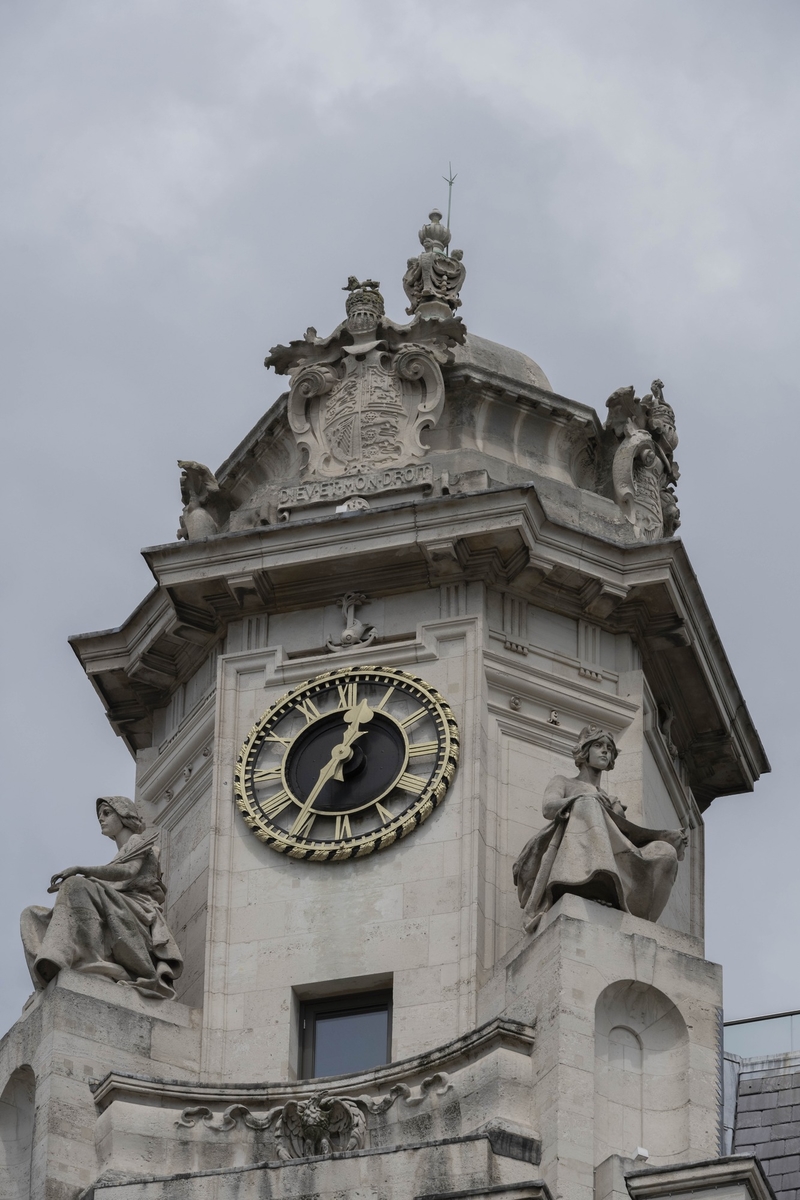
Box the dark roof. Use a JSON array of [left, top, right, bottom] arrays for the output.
[[734, 1066, 800, 1198]]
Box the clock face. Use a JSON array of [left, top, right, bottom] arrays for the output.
[[234, 665, 459, 860]]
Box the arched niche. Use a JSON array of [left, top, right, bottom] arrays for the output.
[[0, 1065, 36, 1200], [594, 980, 689, 1166]]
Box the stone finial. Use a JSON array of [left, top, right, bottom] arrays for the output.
[[418, 208, 451, 254], [403, 209, 466, 318]]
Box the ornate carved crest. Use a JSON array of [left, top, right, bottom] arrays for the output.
[[287, 339, 446, 477], [605, 381, 680, 540], [266, 265, 466, 481]]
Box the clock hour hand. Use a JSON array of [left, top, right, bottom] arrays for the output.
[[290, 700, 374, 835]]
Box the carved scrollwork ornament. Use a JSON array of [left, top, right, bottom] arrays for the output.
[[605, 381, 680, 541], [176, 1073, 453, 1159], [234, 665, 459, 860], [611, 423, 665, 539]]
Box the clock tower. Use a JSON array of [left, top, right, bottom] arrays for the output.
[[0, 212, 770, 1200]]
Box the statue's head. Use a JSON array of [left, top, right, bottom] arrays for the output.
[[96, 795, 146, 834], [572, 726, 618, 770]]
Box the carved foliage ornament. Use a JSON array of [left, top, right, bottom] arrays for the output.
[[605, 381, 680, 541], [177, 1074, 452, 1160]]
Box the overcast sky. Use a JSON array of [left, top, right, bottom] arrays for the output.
[[2, 0, 798, 1036]]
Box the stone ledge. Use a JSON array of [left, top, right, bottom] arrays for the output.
[[492, 892, 707, 977], [626, 1154, 775, 1200], [80, 1129, 538, 1197], [415, 1182, 552, 1200], [91, 1013, 535, 1110]]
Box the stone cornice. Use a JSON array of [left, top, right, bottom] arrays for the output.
[[90, 1014, 535, 1111], [443, 360, 603, 434], [68, 483, 768, 803]]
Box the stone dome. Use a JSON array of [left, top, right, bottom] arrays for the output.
[[450, 332, 552, 393]]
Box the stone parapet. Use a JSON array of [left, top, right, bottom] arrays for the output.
[[80, 1136, 541, 1199], [90, 1015, 538, 1184]]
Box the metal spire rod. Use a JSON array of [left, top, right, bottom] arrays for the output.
[[442, 162, 457, 253]]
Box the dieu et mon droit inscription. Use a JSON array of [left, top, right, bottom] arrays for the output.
[[278, 463, 433, 512]]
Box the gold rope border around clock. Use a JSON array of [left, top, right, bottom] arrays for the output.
[[233, 664, 459, 861]]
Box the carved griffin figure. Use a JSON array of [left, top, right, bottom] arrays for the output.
[[277, 1093, 365, 1159], [176, 460, 229, 541]]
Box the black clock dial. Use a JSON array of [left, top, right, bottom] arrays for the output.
[[284, 711, 406, 815], [234, 665, 459, 861]]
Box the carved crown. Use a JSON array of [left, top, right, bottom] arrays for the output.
[[344, 280, 385, 335]]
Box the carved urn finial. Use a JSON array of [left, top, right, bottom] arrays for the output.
[[403, 208, 466, 319], [418, 209, 451, 254]]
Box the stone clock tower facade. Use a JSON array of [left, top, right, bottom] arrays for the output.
[[0, 212, 771, 1200]]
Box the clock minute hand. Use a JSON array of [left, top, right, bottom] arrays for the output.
[[290, 701, 374, 836]]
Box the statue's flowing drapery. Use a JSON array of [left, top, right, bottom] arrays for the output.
[[513, 783, 684, 934], [20, 829, 183, 999]]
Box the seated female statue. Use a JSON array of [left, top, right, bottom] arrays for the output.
[[513, 726, 687, 934], [20, 796, 182, 1000]]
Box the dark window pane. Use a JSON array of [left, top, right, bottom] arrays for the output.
[[313, 1008, 389, 1077]]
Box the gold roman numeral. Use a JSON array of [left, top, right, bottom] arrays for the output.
[[253, 765, 282, 784], [397, 771, 427, 795], [337, 682, 358, 710], [260, 789, 293, 819], [334, 814, 352, 840], [374, 802, 394, 823], [400, 706, 427, 730], [407, 741, 438, 758], [290, 811, 316, 839], [264, 732, 292, 748], [376, 686, 395, 711], [295, 698, 321, 724]]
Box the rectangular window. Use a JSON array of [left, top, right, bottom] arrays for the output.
[[299, 989, 392, 1079]]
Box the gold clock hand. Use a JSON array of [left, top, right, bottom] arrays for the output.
[[290, 701, 374, 836]]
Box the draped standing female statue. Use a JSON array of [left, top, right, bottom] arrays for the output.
[[20, 796, 182, 1000], [513, 727, 687, 934]]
